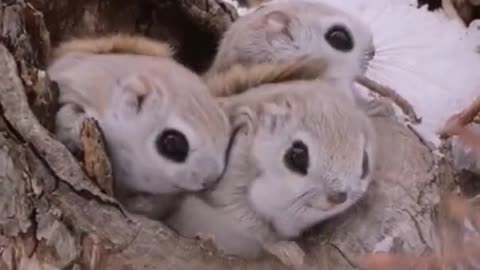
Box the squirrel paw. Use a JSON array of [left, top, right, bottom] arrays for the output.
[[264, 241, 305, 269]]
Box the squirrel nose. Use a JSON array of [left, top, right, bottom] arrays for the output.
[[327, 191, 347, 205]]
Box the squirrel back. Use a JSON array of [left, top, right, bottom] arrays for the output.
[[204, 56, 329, 97], [51, 34, 173, 61]]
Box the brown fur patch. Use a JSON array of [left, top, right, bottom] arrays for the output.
[[205, 57, 328, 97], [52, 34, 173, 62]]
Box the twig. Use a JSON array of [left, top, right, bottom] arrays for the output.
[[80, 118, 114, 196], [438, 96, 480, 139], [437, 96, 480, 154], [356, 75, 422, 123]]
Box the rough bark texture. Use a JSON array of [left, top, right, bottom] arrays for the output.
[[0, 0, 464, 269]]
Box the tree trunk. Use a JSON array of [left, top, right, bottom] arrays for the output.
[[0, 0, 461, 269]]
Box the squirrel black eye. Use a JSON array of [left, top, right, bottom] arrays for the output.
[[156, 129, 189, 163], [324, 25, 354, 52], [284, 140, 309, 175], [360, 150, 369, 179]]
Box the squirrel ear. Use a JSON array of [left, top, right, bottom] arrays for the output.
[[229, 105, 258, 136], [258, 99, 293, 133], [111, 74, 165, 115], [264, 11, 294, 44]]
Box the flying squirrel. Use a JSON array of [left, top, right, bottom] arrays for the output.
[[210, 0, 375, 80], [47, 34, 233, 220], [167, 69, 377, 268], [207, 0, 420, 122]]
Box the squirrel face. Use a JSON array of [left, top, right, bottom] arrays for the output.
[[101, 70, 231, 195], [49, 53, 232, 197], [221, 80, 376, 238], [211, 0, 375, 80]]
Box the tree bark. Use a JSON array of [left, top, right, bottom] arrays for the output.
[[0, 0, 461, 269]]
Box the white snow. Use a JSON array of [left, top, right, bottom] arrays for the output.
[[221, 0, 480, 147]]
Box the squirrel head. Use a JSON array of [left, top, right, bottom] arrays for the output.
[[99, 61, 232, 195], [49, 49, 232, 197], [219, 80, 376, 238], [211, 0, 374, 81]]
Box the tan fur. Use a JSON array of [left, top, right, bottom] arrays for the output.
[[204, 57, 328, 97], [51, 34, 173, 63], [242, 0, 271, 7]]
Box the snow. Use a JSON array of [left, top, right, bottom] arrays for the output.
[[220, 0, 480, 148]]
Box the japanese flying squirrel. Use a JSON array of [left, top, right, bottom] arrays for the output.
[[47, 34, 232, 220], [167, 63, 377, 267], [209, 0, 375, 86], [206, 0, 401, 126], [207, 0, 399, 119]]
